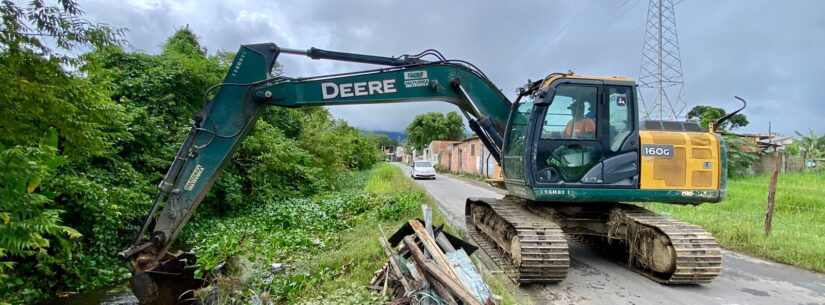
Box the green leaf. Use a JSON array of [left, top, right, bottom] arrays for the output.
[[60, 226, 83, 239], [26, 176, 41, 193]]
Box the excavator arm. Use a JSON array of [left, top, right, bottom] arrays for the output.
[[120, 43, 512, 304]]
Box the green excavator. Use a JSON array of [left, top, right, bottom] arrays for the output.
[[120, 43, 745, 304]]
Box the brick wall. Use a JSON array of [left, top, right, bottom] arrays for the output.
[[428, 137, 500, 175]]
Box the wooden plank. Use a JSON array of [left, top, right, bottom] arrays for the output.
[[382, 269, 389, 295], [379, 234, 413, 293], [426, 273, 458, 305], [409, 220, 466, 285], [404, 236, 483, 305]]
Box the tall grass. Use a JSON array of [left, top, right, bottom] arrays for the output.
[[648, 172, 825, 272], [192, 163, 519, 304]]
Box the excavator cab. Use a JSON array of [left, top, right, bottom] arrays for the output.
[[503, 76, 641, 194], [500, 74, 727, 203]]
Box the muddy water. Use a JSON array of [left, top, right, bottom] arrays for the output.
[[37, 286, 137, 305]]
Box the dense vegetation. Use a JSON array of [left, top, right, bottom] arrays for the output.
[[649, 172, 825, 272], [183, 164, 425, 304], [0, 2, 382, 304]]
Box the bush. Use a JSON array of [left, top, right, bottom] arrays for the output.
[[724, 135, 760, 178], [1, 27, 387, 303], [0, 131, 80, 304]]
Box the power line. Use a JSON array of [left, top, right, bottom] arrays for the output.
[[532, 0, 610, 66], [491, 0, 572, 77], [523, 0, 600, 71], [554, 0, 645, 68]]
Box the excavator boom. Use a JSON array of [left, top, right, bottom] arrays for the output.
[[120, 43, 512, 304]]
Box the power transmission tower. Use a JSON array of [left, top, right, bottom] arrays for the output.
[[638, 0, 686, 120]]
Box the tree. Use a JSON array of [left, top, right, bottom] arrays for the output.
[[686, 106, 756, 177], [162, 26, 206, 57], [405, 111, 465, 150], [0, 2, 128, 302], [723, 135, 759, 177], [790, 129, 825, 159], [0, 0, 128, 158], [686, 105, 749, 132]]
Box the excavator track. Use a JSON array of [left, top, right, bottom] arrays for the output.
[[563, 205, 722, 284], [612, 207, 723, 284], [465, 198, 569, 284]]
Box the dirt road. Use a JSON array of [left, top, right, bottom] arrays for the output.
[[395, 163, 825, 305]]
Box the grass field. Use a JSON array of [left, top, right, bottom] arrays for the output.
[[648, 171, 825, 272]]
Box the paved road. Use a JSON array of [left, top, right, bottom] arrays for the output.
[[395, 163, 825, 305]]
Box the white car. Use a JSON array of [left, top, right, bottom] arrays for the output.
[[411, 161, 437, 180]]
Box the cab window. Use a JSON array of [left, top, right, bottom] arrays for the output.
[[503, 95, 535, 180], [541, 85, 598, 140], [607, 86, 633, 152]]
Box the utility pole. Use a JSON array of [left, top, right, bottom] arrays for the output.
[[638, 0, 687, 120]]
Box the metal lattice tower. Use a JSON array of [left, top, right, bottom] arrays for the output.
[[638, 0, 686, 120]]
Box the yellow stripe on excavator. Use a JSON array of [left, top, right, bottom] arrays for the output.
[[540, 74, 635, 88]]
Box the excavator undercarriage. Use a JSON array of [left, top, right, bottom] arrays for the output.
[[466, 196, 722, 285]]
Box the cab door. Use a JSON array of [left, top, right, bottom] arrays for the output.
[[528, 81, 639, 188], [501, 94, 536, 185]]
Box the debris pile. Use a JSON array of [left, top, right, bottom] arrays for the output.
[[369, 206, 495, 305]]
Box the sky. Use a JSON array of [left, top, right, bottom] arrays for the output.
[[81, 0, 825, 136]]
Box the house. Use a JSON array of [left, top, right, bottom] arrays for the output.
[[394, 146, 406, 163], [380, 145, 396, 162], [422, 140, 459, 166], [433, 136, 499, 176]]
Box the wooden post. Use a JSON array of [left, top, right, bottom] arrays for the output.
[[764, 123, 780, 236], [764, 153, 780, 236]]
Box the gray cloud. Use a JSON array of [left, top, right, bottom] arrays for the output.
[[84, 0, 824, 136]]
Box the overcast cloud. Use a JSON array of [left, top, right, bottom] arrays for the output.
[[82, 0, 825, 136]]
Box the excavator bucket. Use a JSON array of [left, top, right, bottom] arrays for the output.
[[130, 252, 208, 305]]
